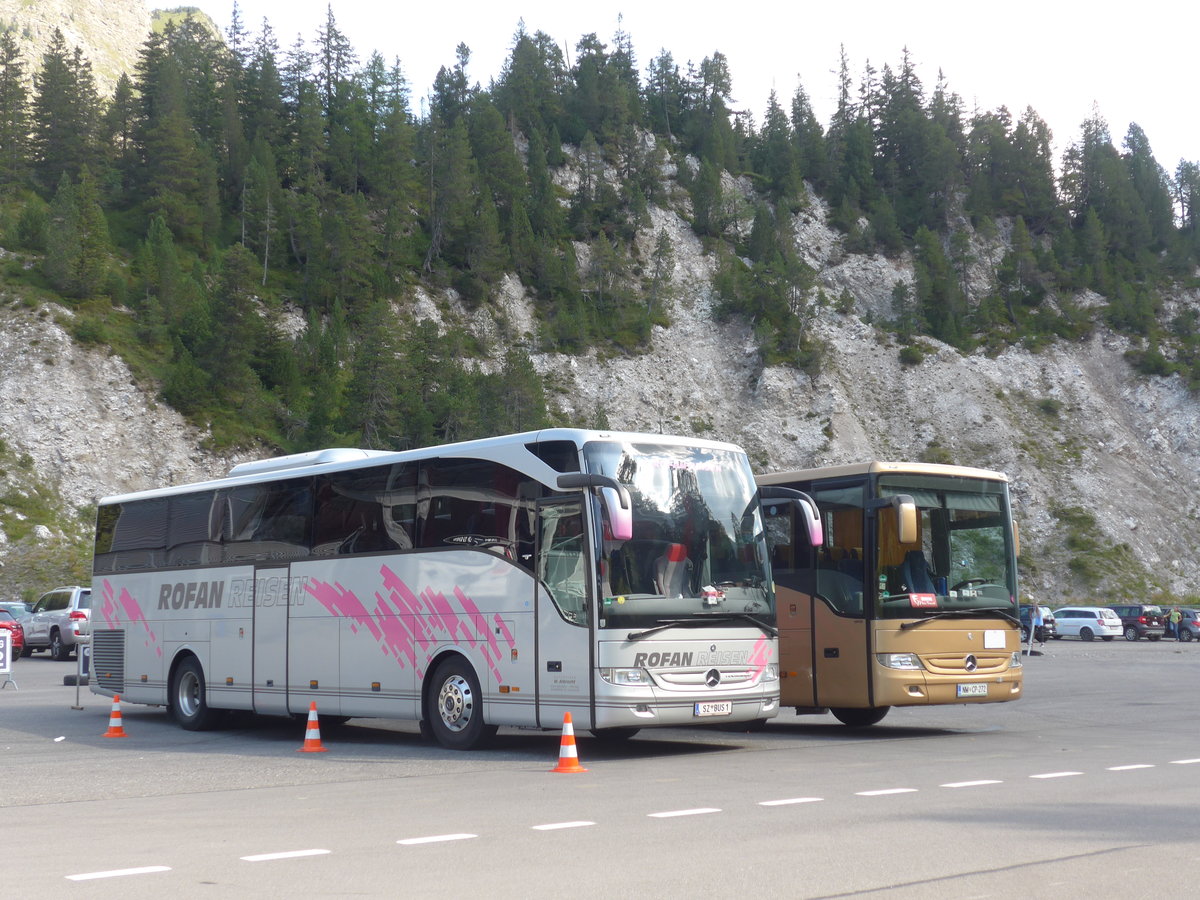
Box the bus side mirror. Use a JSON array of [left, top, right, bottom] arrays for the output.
[[556, 473, 633, 541], [895, 495, 918, 545], [760, 486, 823, 547]]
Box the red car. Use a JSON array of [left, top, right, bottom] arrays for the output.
[[0, 608, 24, 657]]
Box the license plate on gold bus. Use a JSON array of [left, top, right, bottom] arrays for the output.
[[694, 701, 733, 717], [957, 683, 988, 698]]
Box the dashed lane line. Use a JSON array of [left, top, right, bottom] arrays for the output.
[[241, 849, 331, 862], [531, 821, 596, 831], [1107, 764, 1154, 771], [856, 788, 918, 796], [941, 780, 1002, 788], [1030, 771, 1084, 779], [1170, 758, 1200, 764], [648, 807, 721, 818], [759, 797, 824, 806], [397, 834, 478, 845], [66, 866, 171, 882]]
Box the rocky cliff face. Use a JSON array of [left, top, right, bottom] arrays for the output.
[[0, 0, 152, 96]]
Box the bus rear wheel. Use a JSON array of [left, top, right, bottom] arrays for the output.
[[171, 656, 223, 731], [830, 706, 889, 727], [427, 658, 496, 750]]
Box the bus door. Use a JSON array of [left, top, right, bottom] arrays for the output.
[[533, 499, 593, 728], [252, 567, 290, 715], [803, 481, 873, 710]]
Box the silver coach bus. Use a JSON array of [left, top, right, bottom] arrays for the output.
[[90, 429, 817, 749]]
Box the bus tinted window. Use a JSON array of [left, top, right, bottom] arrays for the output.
[[166, 490, 221, 566], [222, 478, 312, 561], [418, 458, 539, 564], [313, 463, 417, 555], [94, 497, 169, 572]]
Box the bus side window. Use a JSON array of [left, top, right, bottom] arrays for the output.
[[417, 458, 538, 563], [313, 464, 414, 556], [99, 497, 168, 572], [223, 479, 312, 561]]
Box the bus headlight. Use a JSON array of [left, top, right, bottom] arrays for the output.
[[761, 663, 779, 683], [599, 667, 651, 686], [876, 652, 925, 671], [1010, 651, 1023, 668]]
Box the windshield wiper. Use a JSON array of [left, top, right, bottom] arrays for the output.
[[627, 613, 777, 641], [900, 608, 1019, 630]]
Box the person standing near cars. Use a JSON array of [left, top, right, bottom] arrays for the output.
[[1031, 603, 1044, 646], [1169, 606, 1182, 638]]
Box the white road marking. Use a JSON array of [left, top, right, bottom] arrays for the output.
[[397, 833, 478, 845], [531, 821, 596, 831], [759, 797, 824, 806], [241, 849, 331, 862], [941, 780, 1002, 788], [66, 866, 171, 881], [1030, 771, 1083, 779], [856, 788, 917, 796], [648, 807, 721, 818], [1170, 758, 1200, 765], [1107, 764, 1154, 771]]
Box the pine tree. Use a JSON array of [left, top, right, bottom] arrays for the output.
[[0, 32, 29, 188], [44, 173, 81, 294], [73, 166, 111, 298], [32, 29, 99, 190]]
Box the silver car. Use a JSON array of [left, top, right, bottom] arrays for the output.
[[22, 586, 91, 660]]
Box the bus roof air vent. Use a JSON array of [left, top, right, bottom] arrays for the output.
[[228, 448, 391, 478]]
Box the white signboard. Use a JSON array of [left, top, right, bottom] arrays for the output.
[[0, 631, 10, 675]]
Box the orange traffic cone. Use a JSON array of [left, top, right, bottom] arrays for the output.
[[103, 695, 127, 738], [297, 701, 328, 753], [550, 712, 587, 773]]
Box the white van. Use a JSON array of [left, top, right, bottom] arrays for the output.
[[1051, 606, 1122, 642]]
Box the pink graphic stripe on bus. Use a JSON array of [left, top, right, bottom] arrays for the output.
[[99, 579, 163, 659], [304, 566, 511, 683], [747, 635, 772, 678]]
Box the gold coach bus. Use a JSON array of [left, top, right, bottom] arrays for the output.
[[757, 462, 1023, 726]]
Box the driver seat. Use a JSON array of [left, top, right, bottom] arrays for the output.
[[899, 550, 937, 595], [654, 543, 691, 598]]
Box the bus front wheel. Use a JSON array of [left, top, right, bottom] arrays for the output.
[[427, 658, 497, 750], [830, 706, 889, 727], [171, 656, 223, 731]]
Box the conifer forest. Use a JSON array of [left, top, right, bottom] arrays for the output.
[[1, 7, 1198, 453]]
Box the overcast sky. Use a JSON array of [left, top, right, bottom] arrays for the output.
[[202, 1, 1195, 173]]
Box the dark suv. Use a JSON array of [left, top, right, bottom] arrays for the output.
[[1105, 604, 1165, 642]]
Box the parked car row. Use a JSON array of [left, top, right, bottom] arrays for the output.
[[1021, 603, 1200, 643]]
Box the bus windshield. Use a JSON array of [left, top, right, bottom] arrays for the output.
[[583, 440, 772, 629], [876, 474, 1017, 619]]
